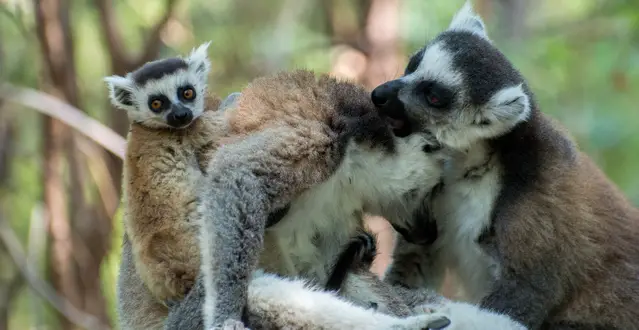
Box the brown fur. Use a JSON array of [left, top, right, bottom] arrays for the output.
[[122, 70, 448, 329], [123, 94, 226, 303], [124, 70, 378, 307], [491, 111, 639, 328]]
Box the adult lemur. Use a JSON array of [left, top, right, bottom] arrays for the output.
[[374, 2, 639, 329]]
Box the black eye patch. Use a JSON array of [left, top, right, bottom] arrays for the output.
[[147, 94, 171, 113], [177, 84, 197, 103], [416, 80, 454, 110]]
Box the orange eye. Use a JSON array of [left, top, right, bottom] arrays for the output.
[[150, 99, 163, 110], [183, 88, 194, 100]]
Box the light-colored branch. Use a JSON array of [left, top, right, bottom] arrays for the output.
[[0, 213, 111, 330], [0, 84, 126, 160]]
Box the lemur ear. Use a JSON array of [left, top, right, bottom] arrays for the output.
[[104, 75, 136, 112], [476, 84, 530, 129], [186, 41, 211, 82], [448, 1, 489, 40]]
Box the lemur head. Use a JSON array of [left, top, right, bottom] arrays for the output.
[[104, 42, 212, 129], [371, 2, 533, 150]]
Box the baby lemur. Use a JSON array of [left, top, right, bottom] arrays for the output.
[[105, 44, 288, 307], [374, 2, 639, 329]]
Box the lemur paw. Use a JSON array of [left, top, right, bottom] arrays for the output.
[[399, 313, 451, 330], [354, 231, 377, 264]]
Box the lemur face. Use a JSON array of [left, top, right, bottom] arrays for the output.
[[371, 2, 532, 150], [104, 42, 212, 129]]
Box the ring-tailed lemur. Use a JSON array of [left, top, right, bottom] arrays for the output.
[[194, 69, 526, 330], [373, 2, 639, 329], [105, 44, 289, 328], [196, 69, 452, 328], [108, 45, 456, 330]]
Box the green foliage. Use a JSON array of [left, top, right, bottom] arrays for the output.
[[1, 0, 638, 328]]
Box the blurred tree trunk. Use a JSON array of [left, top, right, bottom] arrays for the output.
[[34, 0, 111, 328], [496, 0, 529, 40], [0, 105, 22, 330], [0, 263, 23, 330], [94, 0, 178, 196], [361, 0, 403, 89]]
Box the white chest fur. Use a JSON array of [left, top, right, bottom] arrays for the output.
[[260, 135, 441, 287], [431, 145, 502, 303]]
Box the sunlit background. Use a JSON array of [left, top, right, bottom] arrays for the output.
[[0, 0, 637, 329]]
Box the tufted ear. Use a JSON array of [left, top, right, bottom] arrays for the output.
[[104, 75, 137, 112], [448, 1, 489, 40], [185, 41, 212, 83]]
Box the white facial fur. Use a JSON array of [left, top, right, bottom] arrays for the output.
[[104, 42, 212, 129], [391, 2, 531, 150]]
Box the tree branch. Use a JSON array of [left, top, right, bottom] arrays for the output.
[[93, 0, 130, 67], [138, 0, 179, 65], [0, 84, 126, 159]]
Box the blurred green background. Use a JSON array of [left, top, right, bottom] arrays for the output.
[[0, 0, 637, 329]]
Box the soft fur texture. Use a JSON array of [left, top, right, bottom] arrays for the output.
[[166, 270, 458, 330], [105, 43, 239, 306], [375, 2, 639, 329], [196, 70, 450, 328]]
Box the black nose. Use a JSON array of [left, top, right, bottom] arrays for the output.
[[371, 79, 405, 107], [167, 105, 193, 127]]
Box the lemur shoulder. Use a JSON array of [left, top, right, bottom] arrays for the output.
[[376, 2, 639, 329]]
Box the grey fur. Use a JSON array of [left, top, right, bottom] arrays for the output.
[[165, 271, 459, 330], [377, 2, 639, 330]]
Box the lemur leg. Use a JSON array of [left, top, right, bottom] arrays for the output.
[[199, 126, 340, 328]]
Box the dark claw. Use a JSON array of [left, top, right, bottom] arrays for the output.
[[426, 317, 451, 330]]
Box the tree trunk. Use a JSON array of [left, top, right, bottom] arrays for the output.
[[361, 0, 403, 90], [34, 0, 111, 328], [94, 0, 178, 197]]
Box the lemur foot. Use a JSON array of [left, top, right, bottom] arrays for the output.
[[396, 313, 451, 330]]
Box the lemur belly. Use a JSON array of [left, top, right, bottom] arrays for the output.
[[431, 166, 502, 303], [258, 171, 364, 286]]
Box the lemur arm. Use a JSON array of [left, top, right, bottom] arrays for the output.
[[325, 231, 378, 292], [199, 125, 341, 328]]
